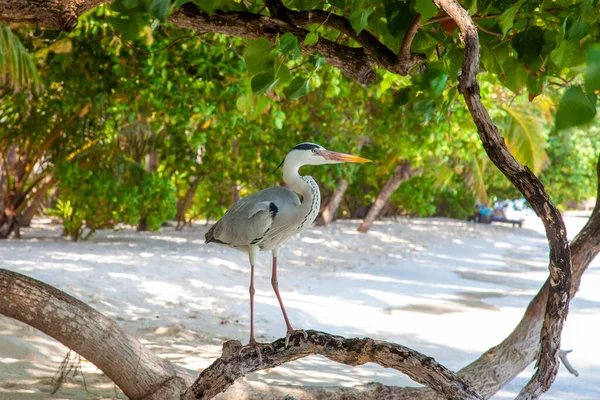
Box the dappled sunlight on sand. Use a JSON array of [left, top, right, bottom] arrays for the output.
[[0, 216, 599, 399]]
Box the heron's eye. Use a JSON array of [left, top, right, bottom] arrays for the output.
[[312, 148, 317, 153]]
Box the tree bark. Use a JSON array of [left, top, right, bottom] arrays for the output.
[[0, 268, 197, 400], [19, 176, 54, 227], [0, 1, 428, 85], [0, 268, 482, 400], [432, 1, 572, 398], [456, 156, 600, 398], [317, 178, 348, 226], [184, 331, 481, 400], [357, 161, 418, 233]]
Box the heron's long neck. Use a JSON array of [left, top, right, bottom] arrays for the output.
[[283, 160, 320, 213]]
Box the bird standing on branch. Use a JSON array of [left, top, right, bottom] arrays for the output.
[[206, 143, 370, 356]]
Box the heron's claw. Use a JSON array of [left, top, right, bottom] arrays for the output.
[[285, 329, 308, 347], [239, 340, 273, 363]]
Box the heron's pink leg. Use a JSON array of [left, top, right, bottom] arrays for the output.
[[272, 256, 307, 346], [249, 262, 257, 345], [271, 256, 294, 332]]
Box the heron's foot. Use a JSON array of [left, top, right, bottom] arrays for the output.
[[239, 339, 273, 363], [285, 329, 308, 347]]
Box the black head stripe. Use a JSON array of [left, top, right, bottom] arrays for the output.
[[292, 143, 322, 151]]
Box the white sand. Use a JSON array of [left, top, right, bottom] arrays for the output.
[[0, 216, 599, 399]]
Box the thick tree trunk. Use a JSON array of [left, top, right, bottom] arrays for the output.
[[317, 178, 348, 226], [0, 268, 481, 400], [358, 160, 417, 233], [0, 268, 196, 400]]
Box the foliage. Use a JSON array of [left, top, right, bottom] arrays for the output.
[[3, 0, 600, 233], [52, 159, 176, 240], [0, 23, 42, 92], [541, 125, 600, 209]]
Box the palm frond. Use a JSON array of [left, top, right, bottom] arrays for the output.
[[500, 105, 549, 175], [468, 156, 489, 205], [0, 23, 43, 93]]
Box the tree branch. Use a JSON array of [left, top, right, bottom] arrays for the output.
[[183, 331, 482, 400], [0, 268, 196, 400], [168, 4, 377, 84], [432, 1, 572, 399], [400, 13, 422, 60], [263, 0, 426, 75]]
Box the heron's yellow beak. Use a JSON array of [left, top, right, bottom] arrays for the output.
[[321, 150, 371, 163]]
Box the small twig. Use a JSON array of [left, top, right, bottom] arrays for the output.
[[559, 349, 579, 377], [474, 20, 502, 37], [400, 13, 422, 59], [423, 12, 502, 26]]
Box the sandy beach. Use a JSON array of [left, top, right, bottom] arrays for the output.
[[0, 216, 598, 399]]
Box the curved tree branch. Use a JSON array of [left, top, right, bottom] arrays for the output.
[[1, 268, 482, 400], [0, 268, 196, 400], [432, 1, 572, 398], [0, 0, 428, 83], [183, 331, 482, 400], [168, 4, 377, 84]]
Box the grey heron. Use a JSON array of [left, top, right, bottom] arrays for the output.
[[205, 142, 370, 354]]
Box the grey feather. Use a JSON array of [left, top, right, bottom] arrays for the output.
[[205, 186, 302, 249]]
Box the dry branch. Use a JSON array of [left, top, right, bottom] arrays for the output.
[[0, 268, 196, 400], [432, 1, 573, 398], [183, 331, 482, 400]]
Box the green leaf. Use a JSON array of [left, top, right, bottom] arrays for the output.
[[328, 0, 346, 9], [279, 32, 300, 58], [287, 77, 310, 100], [501, 105, 549, 174], [498, 4, 519, 36], [555, 86, 597, 131], [414, 0, 438, 22], [303, 32, 319, 46], [349, 8, 373, 35], [502, 58, 527, 93], [585, 45, 600, 94], [244, 38, 274, 73], [526, 74, 544, 99], [253, 95, 270, 117], [550, 39, 582, 70], [511, 26, 545, 70], [297, 0, 320, 10], [251, 71, 279, 95], [150, 0, 170, 22], [383, 0, 413, 37], [107, 15, 144, 42], [276, 62, 292, 86], [419, 65, 448, 96], [195, 0, 220, 13], [468, 0, 477, 15], [236, 92, 252, 113]]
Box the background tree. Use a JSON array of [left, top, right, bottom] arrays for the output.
[[0, 0, 599, 399]]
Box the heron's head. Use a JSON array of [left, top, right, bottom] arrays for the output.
[[283, 142, 371, 167]]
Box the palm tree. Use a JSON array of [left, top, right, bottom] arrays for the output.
[[0, 23, 42, 93]]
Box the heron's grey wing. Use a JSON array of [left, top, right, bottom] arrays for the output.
[[205, 186, 299, 247]]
